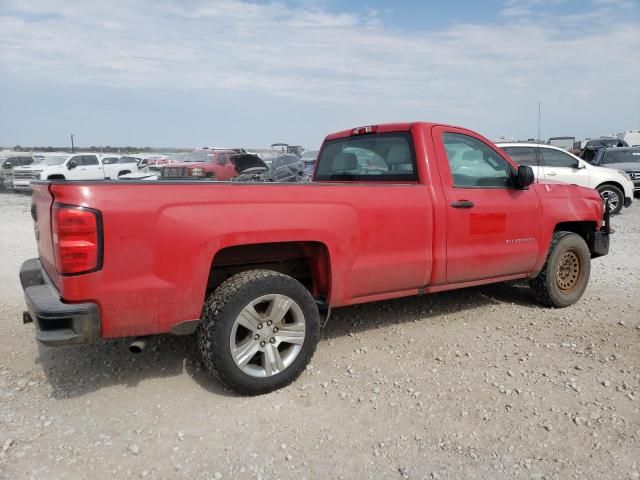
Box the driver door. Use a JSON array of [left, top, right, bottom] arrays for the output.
[[432, 126, 542, 283]]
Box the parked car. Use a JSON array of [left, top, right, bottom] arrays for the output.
[[548, 136, 575, 151], [591, 147, 640, 195], [20, 121, 610, 395], [580, 137, 628, 163], [233, 154, 305, 182], [617, 130, 640, 147], [497, 143, 634, 214], [300, 150, 319, 176], [159, 150, 264, 180], [1, 155, 35, 190], [12, 153, 139, 191]]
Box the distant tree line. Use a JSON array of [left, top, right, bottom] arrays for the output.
[[6, 145, 164, 153]]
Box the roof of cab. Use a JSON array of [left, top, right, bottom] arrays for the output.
[[324, 122, 459, 141]]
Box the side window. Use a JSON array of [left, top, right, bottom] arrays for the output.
[[442, 133, 513, 188], [542, 149, 579, 168], [82, 155, 99, 166], [20, 157, 34, 166], [6, 157, 20, 168], [501, 147, 540, 167]]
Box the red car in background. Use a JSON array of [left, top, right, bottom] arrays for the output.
[[159, 149, 265, 180]]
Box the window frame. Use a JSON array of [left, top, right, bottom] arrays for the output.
[[500, 146, 542, 167], [442, 132, 516, 190], [314, 131, 419, 182], [540, 147, 580, 169], [81, 155, 99, 166]]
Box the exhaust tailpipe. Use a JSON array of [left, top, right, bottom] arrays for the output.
[[129, 338, 146, 354]]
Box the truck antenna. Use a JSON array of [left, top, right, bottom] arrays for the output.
[[536, 102, 542, 182]]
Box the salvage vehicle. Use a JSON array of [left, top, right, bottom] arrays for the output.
[[20, 122, 611, 395], [547, 136, 575, 151], [12, 154, 139, 191], [591, 147, 640, 195], [580, 137, 628, 163], [1, 155, 35, 190], [160, 150, 267, 181], [300, 150, 319, 176], [233, 154, 305, 183], [497, 143, 634, 214]]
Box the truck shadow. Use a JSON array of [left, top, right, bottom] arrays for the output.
[[37, 281, 537, 399]]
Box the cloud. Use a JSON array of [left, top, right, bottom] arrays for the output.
[[0, 0, 638, 144]]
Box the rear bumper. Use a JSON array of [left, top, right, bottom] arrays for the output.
[[20, 258, 100, 346]]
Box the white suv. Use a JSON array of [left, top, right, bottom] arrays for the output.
[[497, 143, 634, 214]]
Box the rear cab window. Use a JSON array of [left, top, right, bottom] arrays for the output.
[[314, 132, 418, 182]]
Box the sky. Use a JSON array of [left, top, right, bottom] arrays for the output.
[[0, 0, 639, 149]]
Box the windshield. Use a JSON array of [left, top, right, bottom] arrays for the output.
[[182, 151, 212, 163], [602, 149, 640, 164], [43, 156, 68, 166]]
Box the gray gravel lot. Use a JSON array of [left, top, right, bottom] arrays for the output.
[[0, 191, 638, 480]]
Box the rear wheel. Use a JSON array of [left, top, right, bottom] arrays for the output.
[[197, 270, 320, 395], [529, 232, 591, 308], [596, 184, 624, 215]]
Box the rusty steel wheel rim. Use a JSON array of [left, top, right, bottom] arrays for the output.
[[556, 250, 582, 292]]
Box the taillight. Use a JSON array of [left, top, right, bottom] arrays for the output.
[[52, 204, 103, 275]]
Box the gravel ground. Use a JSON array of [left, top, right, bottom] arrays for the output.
[[0, 191, 638, 480]]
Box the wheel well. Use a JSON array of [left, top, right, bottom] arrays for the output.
[[47, 175, 65, 180], [207, 242, 331, 301], [118, 170, 131, 176], [596, 181, 624, 194], [554, 221, 597, 244]]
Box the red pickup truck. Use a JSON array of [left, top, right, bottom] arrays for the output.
[[20, 122, 610, 395]]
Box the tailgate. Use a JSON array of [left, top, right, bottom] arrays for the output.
[[31, 183, 58, 285]]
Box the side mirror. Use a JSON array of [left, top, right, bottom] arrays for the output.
[[516, 165, 535, 188], [576, 161, 586, 169], [67, 160, 78, 170]]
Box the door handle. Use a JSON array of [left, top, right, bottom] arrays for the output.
[[451, 200, 474, 208], [547, 172, 557, 176]]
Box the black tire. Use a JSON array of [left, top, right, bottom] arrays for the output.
[[596, 184, 624, 215], [529, 231, 591, 308], [197, 270, 320, 395]]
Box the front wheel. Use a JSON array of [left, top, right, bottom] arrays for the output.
[[529, 231, 591, 308], [197, 270, 320, 395], [596, 184, 624, 215]]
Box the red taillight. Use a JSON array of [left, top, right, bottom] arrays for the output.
[[52, 204, 102, 275]]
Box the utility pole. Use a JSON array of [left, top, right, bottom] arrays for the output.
[[70, 134, 75, 153]]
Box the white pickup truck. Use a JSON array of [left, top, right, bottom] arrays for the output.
[[12, 153, 139, 191]]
